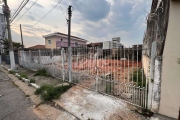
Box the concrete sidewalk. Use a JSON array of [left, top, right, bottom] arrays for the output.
[[0, 68, 39, 120]]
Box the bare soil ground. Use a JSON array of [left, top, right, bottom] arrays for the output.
[[17, 66, 65, 86]]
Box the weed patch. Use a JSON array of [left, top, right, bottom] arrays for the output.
[[19, 73, 28, 79], [131, 70, 146, 87], [9, 70, 17, 74], [34, 69, 51, 77], [35, 84, 71, 101], [30, 79, 36, 83]]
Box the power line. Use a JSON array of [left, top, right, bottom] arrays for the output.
[[11, 0, 26, 19], [10, 0, 29, 23], [32, 0, 62, 27], [57, 0, 67, 20], [11, 0, 39, 25]]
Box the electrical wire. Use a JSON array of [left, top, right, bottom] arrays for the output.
[[10, 0, 30, 23], [11, 0, 39, 25], [32, 0, 63, 27], [11, 0, 26, 19]]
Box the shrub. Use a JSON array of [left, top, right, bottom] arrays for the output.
[[35, 84, 71, 101], [30, 79, 36, 83], [18, 76, 22, 80], [34, 69, 51, 77], [131, 69, 146, 87], [9, 70, 17, 74], [19, 73, 28, 79]]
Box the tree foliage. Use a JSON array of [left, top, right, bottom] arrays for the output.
[[2, 39, 23, 53]]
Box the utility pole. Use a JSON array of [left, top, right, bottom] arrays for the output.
[[20, 24, 24, 49], [67, 5, 72, 83], [3, 0, 15, 69], [68, 5, 72, 46]]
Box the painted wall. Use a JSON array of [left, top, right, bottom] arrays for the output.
[[142, 55, 150, 78], [45, 36, 57, 48], [159, 1, 180, 119], [45, 36, 87, 48], [56, 37, 87, 48]]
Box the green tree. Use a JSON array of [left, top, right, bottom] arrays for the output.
[[2, 39, 23, 53]]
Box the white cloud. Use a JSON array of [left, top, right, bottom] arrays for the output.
[[7, 0, 151, 47]]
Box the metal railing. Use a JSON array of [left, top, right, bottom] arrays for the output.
[[20, 46, 150, 108]]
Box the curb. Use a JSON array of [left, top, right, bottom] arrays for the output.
[[2, 65, 40, 89]]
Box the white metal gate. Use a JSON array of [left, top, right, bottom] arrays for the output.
[[20, 46, 150, 108]]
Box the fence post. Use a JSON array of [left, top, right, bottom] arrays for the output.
[[61, 48, 65, 81], [148, 41, 157, 110], [38, 50, 41, 70], [29, 50, 32, 70], [51, 49, 55, 76], [68, 47, 72, 83], [19, 50, 22, 66], [23, 50, 25, 67], [151, 57, 161, 113]]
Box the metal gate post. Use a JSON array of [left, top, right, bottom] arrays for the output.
[[61, 48, 65, 81], [68, 47, 72, 83]]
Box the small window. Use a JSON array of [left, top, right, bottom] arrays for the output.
[[75, 42, 78, 46], [48, 40, 51, 44]]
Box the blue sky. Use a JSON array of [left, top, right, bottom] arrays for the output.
[[5, 0, 151, 47]]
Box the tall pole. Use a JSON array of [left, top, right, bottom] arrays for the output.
[[67, 5, 72, 83], [20, 24, 24, 49], [68, 6, 72, 47], [3, 0, 15, 69]]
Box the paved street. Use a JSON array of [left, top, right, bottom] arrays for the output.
[[0, 68, 39, 120]]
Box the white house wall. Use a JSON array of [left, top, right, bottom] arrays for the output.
[[159, 1, 180, 119]]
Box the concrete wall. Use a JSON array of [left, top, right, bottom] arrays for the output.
[[159, 1, 180, 119], [142, 55, 150, 78], [45, 36, 57, 49]]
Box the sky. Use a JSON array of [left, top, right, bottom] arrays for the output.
[[1, 0, 151, 47]]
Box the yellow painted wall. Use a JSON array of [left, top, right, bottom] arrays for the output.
[[45, 36, 56, 49], [159, 1, 180, 119]]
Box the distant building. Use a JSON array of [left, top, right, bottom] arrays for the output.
[[112, 37, 120, 42], [28, 45, 45, 49], [43, 32, 88, 49], [0, 13, 6, 40], [87, 42, 103, 48], [0, 13, 6, 53], [87, 37, 124, 49], [103, 37, 124, 49]]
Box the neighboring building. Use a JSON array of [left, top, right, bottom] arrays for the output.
[[0, 12, 6, 53], [0, 13, 6, 40], [87, 42, 103, 48], [43, 32, 88, 49], [142, 0, 180, 119], [103, 41, 124, 49], [87, 37, 124, 49], [28, 45, 45, 49], [103, 37, 124, 49]]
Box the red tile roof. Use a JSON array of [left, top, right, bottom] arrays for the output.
[[28, 45, 45, 49]]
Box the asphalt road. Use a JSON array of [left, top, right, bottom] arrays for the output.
[[0, 68, 39, 120]]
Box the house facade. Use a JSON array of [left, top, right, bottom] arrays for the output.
[[142, 0, 180, 119], [43, 32, 88, 49], [0, 13, 6, 40]]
